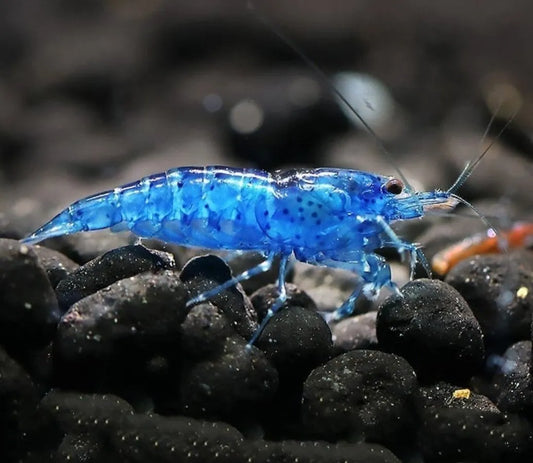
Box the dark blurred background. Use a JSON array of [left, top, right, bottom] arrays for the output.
[[1, 0, 532, 235]]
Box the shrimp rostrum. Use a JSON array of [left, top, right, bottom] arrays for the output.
[[22, 165, 464, 345]]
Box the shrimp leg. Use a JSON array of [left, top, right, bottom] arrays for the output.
[[186, 251, 294, 346], [300, 251, 398, 321], [247, 254, 291, 347], [186, 251, 278, 307], [376, 215, 430, 277]]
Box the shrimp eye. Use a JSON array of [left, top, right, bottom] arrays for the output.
[[384, 178, 404, 195]]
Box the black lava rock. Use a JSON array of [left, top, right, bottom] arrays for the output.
[[377, 279, 485, 382], [30, 244, 79, 288], [231, 280, 331, 437], [250, 282, 317, 320], [0, 239, 61, 348], [179, 337, 278, 423], [17, 341, 55, 389], [111, 414, 244, 462], [445, 252, 533, 350], [55, 432, 112, 463], [330, 310, 378, 352], [0, 346, 40, 462], [253, 302, 333, 437], [417, 382, 533, 462], [180, 255, 257, 339], [255, 305, 332, 382], [39, 390, 134, 436], [243, 439, 401, 463], [54, 270, 189, 390], [179, 302, 237, 360], [493, 340, 533, 418], [55, 244, 175, 310], [301, 350, 418, 450], [34, 391, 135, 462], [56, 270, 189, 360]]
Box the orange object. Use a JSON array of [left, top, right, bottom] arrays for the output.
[[431, 222, 533, 275], [452, 388, 471, 400]]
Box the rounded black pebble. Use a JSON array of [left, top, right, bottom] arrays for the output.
[[0, 346, 40, 462], [0, 239, 60, 348], [255, 305, 332, 382], [179, 337, 279, 423], [417, 382, 533, 462], [301, 350, 418, 450], [179, 302, 237, 360], [54, 270, 189, 389], [377, 279, 485, 382], [111, 414, 244, 462], [331, 311, 378, 352], [251, 293, 331, 437], [244, 439, 401, 463], [32, 391, 134, 462], [180, 255, 257, 339], [55, 244, 175, 311], [39, 390, 134, 435], [250, 282, 317, 321], [55, 432, 112, 463], [445, 252, 533, 351], [30, 244, 79, 288], [492, 340, 533, 418]]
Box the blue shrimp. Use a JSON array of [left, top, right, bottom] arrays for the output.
[[21, 165, 467, 345]]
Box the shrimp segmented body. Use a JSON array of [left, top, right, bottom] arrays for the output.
[[22, 165, 459, 345]]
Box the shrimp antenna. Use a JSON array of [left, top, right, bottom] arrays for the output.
[[449, 101, 524, 309], [447, 110, 517, 195], [426, 209, 512, 223], [448, 193, 500, 237], [246, 1, 413, 191], [445, 106, 517, 263]]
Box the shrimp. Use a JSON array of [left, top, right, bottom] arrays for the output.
[[21, 164, 466, 345], [21, 9, 505, 346]]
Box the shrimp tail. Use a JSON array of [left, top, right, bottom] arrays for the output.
[[21, 191, 122, 245]]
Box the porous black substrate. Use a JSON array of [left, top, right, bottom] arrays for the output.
[[54, 268, 190, 393], [55, 244, 175, 310], [0, 239, 61, 350], [1, 246, 533, 462], [417, 383, 533, 462], [493, 340, 533, 419], [445, 252, 533, 352], [180, 255, 258, 339], [376, 278, 485, 382], [301, 349, 418, 452], [331, 310, 379, 351], [0, 346, 40, 461], [0, 240, 533, 463]]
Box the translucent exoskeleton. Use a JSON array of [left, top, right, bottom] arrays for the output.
[[22, 164, 472, 346]]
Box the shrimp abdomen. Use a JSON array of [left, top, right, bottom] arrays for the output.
[[156, 167, 273, 250], [21, 188, 127, 245], [22, 166, 275, 250]]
